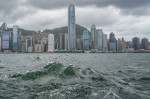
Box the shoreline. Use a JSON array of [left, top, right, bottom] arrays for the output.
[[0, 51, 150, 54]]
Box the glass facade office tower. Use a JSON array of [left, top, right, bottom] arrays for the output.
[[12, 25, 18, 52], [83, 30, 89, 50], [68, 4, 76, 50], [48, 34, 54, 52], [91, 25, 96, 49], [91, 25, 96, 40], [0, 36, 1, 51], [103, 34, 108, 51], [95, 29, 103, 50], [25, 36, 33, 52], [1, 31, 10, 50], [132, 37, 140, 51]]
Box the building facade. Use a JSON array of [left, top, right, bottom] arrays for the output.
[[1, 31, 11, 50], [141, 38, 149, 50], [103, 34, 108, 51], [25, 36, 33, 52], [68, 4, 76, 50], [132, 37, 140, 51], [83, 30, 89, 50], [109, 32, 117, 51], [12, 25, 18, 52], [48, 34, 54, 52], [95, 29, 103, 50]]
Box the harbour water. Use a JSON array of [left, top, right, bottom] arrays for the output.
[[0, 53, 150, 99]]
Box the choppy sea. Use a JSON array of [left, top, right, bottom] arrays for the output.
[[0, 53, 150, 99]]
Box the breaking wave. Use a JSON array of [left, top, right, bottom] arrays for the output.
[[0, 62, 147, 99]]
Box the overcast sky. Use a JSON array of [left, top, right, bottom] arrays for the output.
[[0, 0, 150, 40]]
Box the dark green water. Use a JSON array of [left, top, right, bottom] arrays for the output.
[[0, 53, 150, 99]]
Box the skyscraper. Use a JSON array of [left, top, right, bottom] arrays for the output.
[[64, 33, 68, 50], [1, 31, 10, 50], [132, 37, 140, 51], [109, 32, 117, 51], [0, 36, 1, 51], [83, 30, 89, 50], [118, 38, 126, 52], [91, 25, 96, 49], [12, 25, 18, 52], [68, 4, 76, 50], [109, 32, 116, 42], [141, 38, 149, 50], [48, 34, 54, 52], [25, 36, 33, 52], [91, 25, 96, 40], [18, 31, 22, 52], [103, 34, 108, 51], [95, 29, 103, 50]]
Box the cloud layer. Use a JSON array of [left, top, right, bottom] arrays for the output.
[[0, 0, 150, 40]]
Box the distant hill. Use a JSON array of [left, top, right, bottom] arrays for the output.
[[2, 24, 90, 37], [43, 24, 91, 37], [6, 28, 35, 36]]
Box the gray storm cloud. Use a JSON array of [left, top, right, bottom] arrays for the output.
[[0, 0, 150, 40]]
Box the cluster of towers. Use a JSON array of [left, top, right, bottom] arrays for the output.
[[0, 4, 149, 53], [0, 23, 22, 52], [67, 4, 108, 51]]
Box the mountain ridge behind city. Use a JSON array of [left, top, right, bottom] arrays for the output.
[[2, 24, 90, 37]]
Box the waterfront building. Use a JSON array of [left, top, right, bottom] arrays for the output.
[[91, 25, 96, 40], [18, 31, 22, 52], [22, 43, 26, 52], [68, 4, 76, 50], [34, 44, 44, 52], [64, 33, 68, 50], [0, 36, 1, 51], [109, 32, 117, 51], [132, 37, 140, 51], [48, 34, 54, 52], [109, 32, 116, 42], [109, 42, 117, 52], [25, 36, 33, 52], [12, 25, 18, 52], [141, 38, 149, 50], [103, 34, 108, 51], [77, 35, 82, 50], [126, 41, 133, 48], [118, 38, 126, 52], [91, 25, 96, 48], [95, 29, 103, 50], [57, 33, 68, 50], [83, 30, 89, 50], [1, 30, 11, 50], [58, 33, 64, 50]]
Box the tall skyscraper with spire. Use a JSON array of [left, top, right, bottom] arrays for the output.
[[68, 4, 76, 50]]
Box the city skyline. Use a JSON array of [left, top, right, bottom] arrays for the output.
[[0, 0, 150, 40]]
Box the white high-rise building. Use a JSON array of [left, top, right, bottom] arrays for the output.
[[68, 4, 76, 50], [48, 34, 54, 52]]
